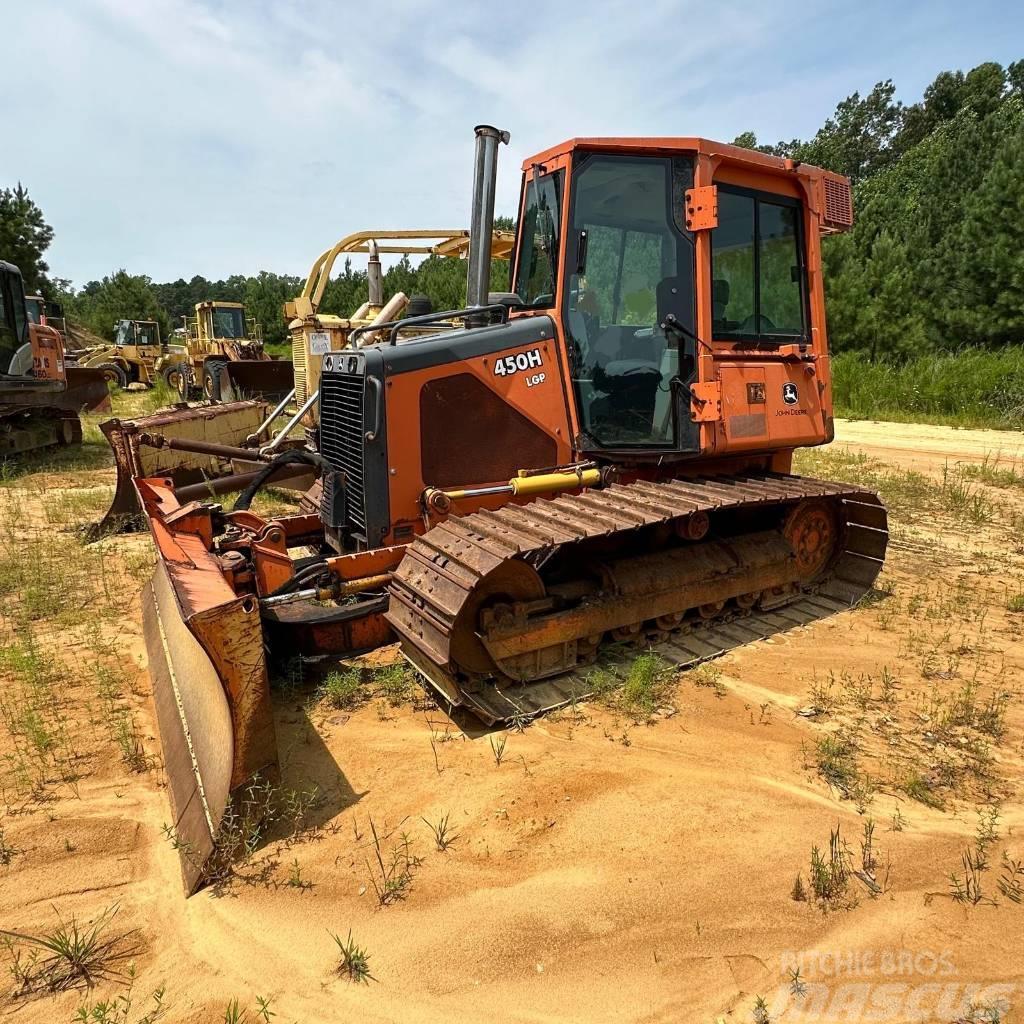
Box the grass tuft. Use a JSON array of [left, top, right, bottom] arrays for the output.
[[422, 811, 459, 852], [1, 905, 139, 996], [807, 825, 854, 910], [331, 930, 374, 984]]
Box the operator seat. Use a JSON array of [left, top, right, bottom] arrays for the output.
[[712, 278, 730, 331]]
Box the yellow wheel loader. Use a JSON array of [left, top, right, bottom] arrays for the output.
[[156, 300, 291, 403], [79, 319, 183, 389]]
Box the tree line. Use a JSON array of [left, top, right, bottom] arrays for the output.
[[4, 58, 1022, 357], [732, 59, 1024, 356]]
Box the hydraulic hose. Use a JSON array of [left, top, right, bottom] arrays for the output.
[[233, 449, 328, 512]]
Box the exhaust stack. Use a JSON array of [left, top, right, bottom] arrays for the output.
[[367, 239, 384, 307], [466, 124, 510, 307]]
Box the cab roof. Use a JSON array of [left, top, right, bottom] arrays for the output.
[[521, 136, 824, 179]]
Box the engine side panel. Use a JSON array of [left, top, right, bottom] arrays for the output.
[[319, 318, 574, 549]]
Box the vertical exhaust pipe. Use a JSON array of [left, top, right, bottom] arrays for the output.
[[367, 239, 384, 307], [466, 124, 510, 308]]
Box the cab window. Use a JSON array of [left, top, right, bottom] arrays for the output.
[[0, 270, 28, 373], [513, 171, 562, 308], [212, 307, 246, 339], [711, 187, 807, 341], [564, 155, 695, 448]]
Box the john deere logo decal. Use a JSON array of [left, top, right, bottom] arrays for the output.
[[782, 382, 799, 405]]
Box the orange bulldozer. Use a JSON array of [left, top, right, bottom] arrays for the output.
[[129, 126, 888, 893], [1, 260, 109, 455]]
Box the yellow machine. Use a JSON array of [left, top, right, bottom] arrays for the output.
[[286, 228, 514, 415], [157, 300, 275, 400], [92, 229, 514, 532], [80, 319, 179, 388]]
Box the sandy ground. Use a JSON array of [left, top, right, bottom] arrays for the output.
[[1, 415, 1023, 1024], [834, 417, 1024, 470]]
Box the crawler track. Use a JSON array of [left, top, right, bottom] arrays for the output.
[[386, 473, 888, 724]]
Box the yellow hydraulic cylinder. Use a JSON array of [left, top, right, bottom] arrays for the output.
[[509, 467, 601, 496]]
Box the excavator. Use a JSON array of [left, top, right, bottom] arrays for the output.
[[1, 261, 110, 455], [129, 126, 888, 893]]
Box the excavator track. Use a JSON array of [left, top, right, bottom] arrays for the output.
[[386, 473, 888, 724]]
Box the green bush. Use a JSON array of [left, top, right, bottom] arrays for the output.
[[830, 348, 1024, 428]]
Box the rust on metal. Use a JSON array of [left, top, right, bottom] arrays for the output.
[[387, 473, 888, 723], [137, 477, 278, 894], [95, 401, 269, 535]]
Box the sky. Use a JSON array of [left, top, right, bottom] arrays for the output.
[[3, 0, 1022, 287]]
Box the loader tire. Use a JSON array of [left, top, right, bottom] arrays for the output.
[[95, 362, 127, 389], [203, 360, 227, 402], [160, 363, 182, 392]]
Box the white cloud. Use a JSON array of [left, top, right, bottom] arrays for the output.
[[1, 0, 1020, 285]]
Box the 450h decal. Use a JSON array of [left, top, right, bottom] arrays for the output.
[[492, 348, 543, 377]]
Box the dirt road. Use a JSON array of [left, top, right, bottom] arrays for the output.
[[834, 417, 1024, 470], [1, 418, 1022, 1024]]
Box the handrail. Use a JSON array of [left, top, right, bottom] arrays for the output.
[[301, 229, 515, 314], [347, 303, 509, 348]]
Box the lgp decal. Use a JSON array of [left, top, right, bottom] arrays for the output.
[[782, 382, 799, 405]]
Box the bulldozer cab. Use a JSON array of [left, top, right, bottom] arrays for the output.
[[510, 139, 851, 461], [516, 154, 700, 452], [0, 262, 30, 375]]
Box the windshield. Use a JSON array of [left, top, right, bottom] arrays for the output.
[[25, 297, 43, 326], [0, 270, 29, 374], [564, 155, 696, 448], [212, 307, 246, 339], [513, 171, 562, 307], [115, 320, 133, 345]]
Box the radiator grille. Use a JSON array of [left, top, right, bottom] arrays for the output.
[[821, 173, 854, 231], [290, 328, 308, 405], [319, 371, 366, 532]]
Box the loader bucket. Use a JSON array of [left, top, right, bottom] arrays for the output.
[[94, 400, 270, 535], [138, 477, 278, 894], [64, 365, 112, 413], [221, 360, 294, 404]]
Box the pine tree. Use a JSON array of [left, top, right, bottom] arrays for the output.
[[0, 183, 54, 292]]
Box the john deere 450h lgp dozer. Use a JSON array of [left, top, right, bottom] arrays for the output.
[[133, 126, 888, 893]]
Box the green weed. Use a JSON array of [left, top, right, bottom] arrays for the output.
[[73, 964, 168, 1023], [807, 825, 854, 909], [1, 905, 138, 996], [331, 930, 374, 984]]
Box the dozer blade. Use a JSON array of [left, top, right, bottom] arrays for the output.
[[64, 365, 112, 413], [388, 473, 889, 725], [138, 478, 278, 894], [221, 360, 294, 404], [94, 400, 269, 535]]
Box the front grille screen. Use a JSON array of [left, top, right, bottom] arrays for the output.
[[319, 371, 366, 533]]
